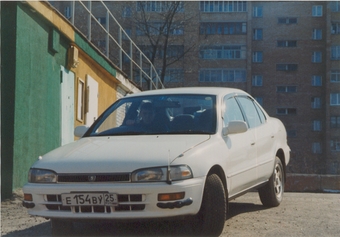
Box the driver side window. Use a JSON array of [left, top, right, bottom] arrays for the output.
[[223, 97, 245, 127]]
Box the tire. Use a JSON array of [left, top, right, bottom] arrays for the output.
[[51, 219, 73, 237], [258, 157, 284, 207], [191, 174, 226, 236]]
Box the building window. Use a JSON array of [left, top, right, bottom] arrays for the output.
[[312, 75, 322, 86], [331, 1, 340, 12], [312, 52, 322, 63], [139, 45, 184, 59], [252, 51, 263, 63], [200, 45, 246, 59], [96, 17, 106, 26], [311, 97, 321, 109], [200, 22, 247, 35], [287, 130, 297, 137], [123, 6, 132, 17], [278, 17, 297, 24], [276, 64, 298, 71], [96, 40, 106, 53], [137, 22, 183, 36], [331, 139, 340, 151], [253, 29, 263, 40], [122, 29, 131, 40], [330, 116, 340, 128], [277, 40, 297, 47], [253, 6, 263, 17], [312, 29, 322, 40], [170, 26, 184, 35], [277, 86, 297, 93], [313, 120, 322, 131], [199, 1, 247, 12], [122, 53, 131, 63], [312, 142, 322, 154], [160, 45, 184, 58], [312, 5, 323, 17], [331, 93, 340, 106], [64, 6, 71, 19], [276, 108, 297, 115], [331, 70, 340, 82], [252, 75, 263, 86], [137, 1, 184, 12], [254, 97, 263, 106], [331, 23, 340, 34], [199, 69, 246, 82], [162, 68, 184, 83], [331, 46, 340, 60], [173, 25, 184, 35]]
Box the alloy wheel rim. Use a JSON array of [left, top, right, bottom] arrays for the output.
[[274, 164, 283, 198]]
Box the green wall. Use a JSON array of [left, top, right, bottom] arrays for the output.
[[1, 1, 120, 199], [1, 2, 69, 198]]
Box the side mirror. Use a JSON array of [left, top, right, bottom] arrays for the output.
[[223, 121, 248, 136], [74, 125, 89, 137]]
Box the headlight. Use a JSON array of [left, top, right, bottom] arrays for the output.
[[28, 168, 57, 183], [131, 165, 193, 182]]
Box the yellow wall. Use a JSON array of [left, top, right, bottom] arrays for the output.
[[70, 46, 119, 128]]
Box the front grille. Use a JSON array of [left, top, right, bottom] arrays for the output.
[[57, 173, 130, 183], [45, 194, 145, 213]]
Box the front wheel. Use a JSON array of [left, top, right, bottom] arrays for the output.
[[191, 174, 226, 236], [258, 157, 284, 207]]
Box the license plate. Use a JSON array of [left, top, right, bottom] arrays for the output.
[[61, 193, 118, 206]]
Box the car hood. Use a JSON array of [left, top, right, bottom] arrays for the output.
[[32, 135, 210, 173]]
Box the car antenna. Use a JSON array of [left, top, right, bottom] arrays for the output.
[[166, 150, 172, 185]]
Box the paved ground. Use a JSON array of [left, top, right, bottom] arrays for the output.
[[1, 190, 340, 236]]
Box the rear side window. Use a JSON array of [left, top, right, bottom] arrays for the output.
[[236, 97, 262, 129], [254, 102, 266, 123], [223, 97, 245, 126]]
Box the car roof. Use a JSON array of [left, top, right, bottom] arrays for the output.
[[126, 87, 248, 98]]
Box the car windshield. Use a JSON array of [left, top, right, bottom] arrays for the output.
[[86, 94, 217, 136]]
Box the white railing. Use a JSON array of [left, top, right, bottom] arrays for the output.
[[53, 0, 164, 90]]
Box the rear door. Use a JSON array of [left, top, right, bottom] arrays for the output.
[[236, 97, 271, 185], [252, 102, 276, 182]]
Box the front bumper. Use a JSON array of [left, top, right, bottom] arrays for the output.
[[22, 177, 204, 220]]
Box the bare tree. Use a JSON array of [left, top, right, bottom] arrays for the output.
[[132, 1, 197, 85]]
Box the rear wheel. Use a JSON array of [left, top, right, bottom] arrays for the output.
[[51, 219, 73, 237], [191, 174, 226, 236], [258, 157, 284, 207]]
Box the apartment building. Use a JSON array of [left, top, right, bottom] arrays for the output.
[[52, 1, 340, 175]]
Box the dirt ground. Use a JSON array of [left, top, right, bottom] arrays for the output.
[[1, 189, 340, 237]]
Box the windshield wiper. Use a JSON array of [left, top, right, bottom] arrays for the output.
[[94, 131, 147, 136], [165, 130, 211, 135]]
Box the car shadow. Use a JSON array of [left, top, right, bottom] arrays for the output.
[[72, 220, 194, 237], [228, 200, 269, 219], [2, 201, 269, 237], [2, 219, 195, 237]]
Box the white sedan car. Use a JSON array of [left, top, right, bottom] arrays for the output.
[[23, 87, 290, 236]]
